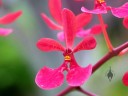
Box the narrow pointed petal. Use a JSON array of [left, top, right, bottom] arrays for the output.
[[0, 10, 22, 24], [73, 36, 96, 53], [76, 29, 92, 37], [81, 7, 107, 14], [77, 24, 106, 38], [0, 28, 13, 36], [122, 71, 128, 86], [67, 64, 92, 86], [37, 38, 65, 52], [41, 13, 62, 30], [62, 9, 76, 48], [57, 32, 65, 41], [35, 66, 64, 90], [123, 16, 128, 29], [49, 0, 62, 24], [91, 24, 107, 34], [111, 2, 128, 18], [76, 13, 92, 30]]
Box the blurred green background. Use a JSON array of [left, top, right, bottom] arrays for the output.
[[0, 0, 128, 96]]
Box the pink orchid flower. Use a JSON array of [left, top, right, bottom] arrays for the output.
[[122, 71, 128, 86], [41, 0, 103, 41], [35, 9, 97, 90], [123, 16, 128, 29], [0, 10, 22, 36], [81, 0, 128, 18]]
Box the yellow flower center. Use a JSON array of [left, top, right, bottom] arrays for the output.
[[64, 55, 71, 61], [97, 0, 105, 3]]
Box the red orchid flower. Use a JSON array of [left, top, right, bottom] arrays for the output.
[[81, 0, 128, 18], [35, 9, 97, 90], [122, 71, 128, 86], [41, 0, 103, 41], [0, 10, 22, 36]]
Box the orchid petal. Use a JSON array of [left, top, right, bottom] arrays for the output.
[[62, 9, 76, 49], [41, 13, 62, 30], [0, 10, 22, 24], [111, 2, 128, 18], [91, 24, 107, 35], [35, 66, 64, 90], [36, 38, 65, 52], [49, 0, 62, 24], [0, 28, 13, 36], [67, 64, 92, 86], [57, 32, 65, 41], [76, 29, 92, 37], [76, 13, 92, 30], [73, 36, 96, 53], [122, 71, 128, 86], [123, 16, 128, 29], [81, 7, 107, 14], [76, 24, 104, 38]]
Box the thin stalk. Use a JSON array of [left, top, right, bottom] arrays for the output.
[[76, 87, 97, 96], [98, 14, 113, 51], [57, 86, 97, 96]]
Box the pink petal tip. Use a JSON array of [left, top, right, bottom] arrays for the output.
[[81, 7, 107, 14], [111, 2, 128, 18], [122, 71, 128, 86], [0, 10, 22, 24], [123, 16, 128, 29], [0, 28, 13, 36]]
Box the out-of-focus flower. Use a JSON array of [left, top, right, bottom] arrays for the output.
[[81, 0, 128, 18], [123, 16, 128, 29], [122, 71, 128, 86], [35, 9, 97, 90], [0, 10, 22, 36], [41, 0, 103, 41], [0, 28, 12, 36], [0, 0, 2, 6]]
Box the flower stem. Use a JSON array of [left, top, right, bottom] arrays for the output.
[[56, 86, 75, 96], [93, 41, 128, 73], [76, 87, 97, 96], [57, 86, 97, 96], [97, 14, 113, 51]]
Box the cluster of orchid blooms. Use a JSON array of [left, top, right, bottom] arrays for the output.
[[1, 0, 128, 95], [35, 0, 128, 90]]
